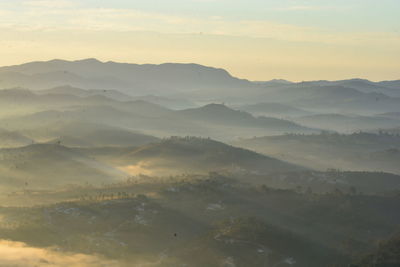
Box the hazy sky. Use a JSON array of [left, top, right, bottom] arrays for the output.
[[0, 0, 399, 81]]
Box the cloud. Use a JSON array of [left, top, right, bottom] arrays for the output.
[[0, 1, 397, 47], [0, 239, 120, 267], [273, 5, 342, 11], [23, 0, 75, 8], [0, 0, 398, 82]]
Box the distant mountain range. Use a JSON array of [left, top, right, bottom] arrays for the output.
[[0, 88, 317, 141], [296, 79, 400, 97], [234, 132, 400, 174], [258, 84, 400, 114], [238, 102, 313, 118], [292, 113, 400, 133], [0, 58, 253, 95], [0, 58, 399, 139], [0, 59, 398, 108], [38, 85, 196, 109], [1, 59, 400, 267], [177, 103, 314, 134]]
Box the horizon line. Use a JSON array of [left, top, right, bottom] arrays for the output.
[[1, 57, 399, 83]]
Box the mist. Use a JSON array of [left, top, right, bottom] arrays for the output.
[[0, 0, 400, 266]]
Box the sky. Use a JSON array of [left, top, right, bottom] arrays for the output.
[[0, 0, 399, 81]]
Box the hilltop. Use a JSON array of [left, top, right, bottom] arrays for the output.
[[112, 137, 303, 176]]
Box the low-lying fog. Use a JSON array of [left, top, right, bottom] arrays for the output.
[[0, 59, 399, 266]]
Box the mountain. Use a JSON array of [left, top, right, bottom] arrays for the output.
[[2, 59, 400, 267], [254, 79, 294, 88], [179, 103, 259, 122], [43, 122, 160, 147], [38, 85, 134, 102], [131, 95, 196, 109], [297, 78, 400, 97], [0, 97, 174, 132], [332, 79, 400, 97], [0, 87, 122, 119], [205, 78, 400, 107], [0, 69, 131, 92], [258, 84, 400, 114], [378, 80, 400, 90], [178, 104, 317, 135], [0, 87, 169, 111], [1, 106, 132, 129], [0, 87, 115, 107], [0, 59, 254, 95], [1, 59, 399, 112], [234, 132, 400, 174], [375, 112, 400, 119], [113, 137, 304, 176], [1, 100, 318, 141], [238, 102, 313, 118], [5, 86, 399, 140], [38, 86, 195, 109], [293, 113, 400, 133]]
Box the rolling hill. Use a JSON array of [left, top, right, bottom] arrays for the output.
[[259, 84, 400, 114], [44, 122, 160, 148], [112, 137, 304, 176], [238, 102, 313, 118], [0, 129, 33, 148], [234, 132, 400, 174], [1, 173, 399, 266], [298, 78, 400, 97], [293, 113, 400, 133], [38, 85, 134, 102], [0, 144, 125, 191], [178, 104, 317, 134]]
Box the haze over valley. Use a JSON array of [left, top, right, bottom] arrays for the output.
[[1, 0, 400, 265], [0, 57, 399, 266]]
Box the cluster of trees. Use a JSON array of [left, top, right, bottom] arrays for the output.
[[78, 191, 136, 202], [351, 234, 400, 266]]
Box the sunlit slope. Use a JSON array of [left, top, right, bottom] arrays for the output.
[[111, 137, 304, 176], [0, 129, 33, 148], [1, 174, 399, 266], [0, 144, 125, 190]]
